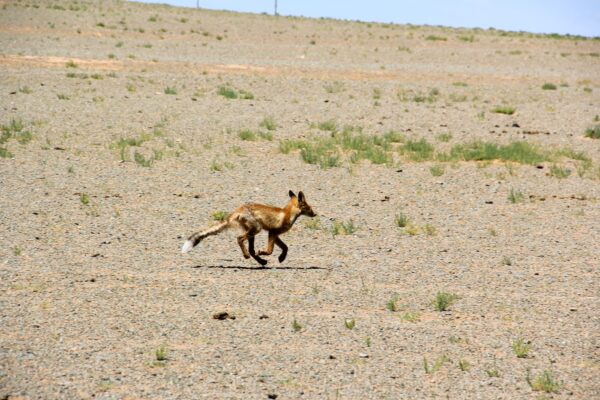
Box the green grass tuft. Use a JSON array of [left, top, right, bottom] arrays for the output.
[[549, 164, 571, 179], [542, 83, 557, 90], [395, 213, 409, 228], [400, 138, 434, 161], [527, 370, 561, 393], [584, 125, 600, 139], [512, 338, 531, 358], [212, 210, 228, 221], [492, 106, 516, 115], [331, 219, 358, 235], [508, 188, 525, 204], [433, 292, 459, 311], [442, 141, 546, 165]]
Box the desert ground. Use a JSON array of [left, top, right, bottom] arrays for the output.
[[1, 1, 599, 399]]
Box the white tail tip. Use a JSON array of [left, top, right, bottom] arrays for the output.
[[181, 240, 194, 254]]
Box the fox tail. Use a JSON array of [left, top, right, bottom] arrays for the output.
[[181, 220, 229, 253]]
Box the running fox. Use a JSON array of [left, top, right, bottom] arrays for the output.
[[181, 190, 316, 266]]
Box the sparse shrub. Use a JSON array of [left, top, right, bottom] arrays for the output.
[[304, 216, 322, 230], [458, 359, 470, 371], [404, 224, 420, 236], [57, 94, 70, 100], [400, 138, 434, 161], [292, 319, 303, 332], [164, 86, 177, 95], [584, 125, 600, 139], [443, 141, 545, 165], [317, 120, 337, 132], [512, 338, 530, 358], [18, 86, 32, 94], [426, 35, 447, 41], [429, 164, 444, 176], [436, 133, 452, 142], [423, 224, 437, 236], [492, 106, 516, 115], [400, 311, 420, 322], [433, 292, 459, 311], [238, 129, 257, 141], [382, 130, 405, 143], [260, 117, 277, 131], [155, 345, 167, 361], [65, 60, 78, 68], [1, 119, 33, 146], [217, 86, 253, 99], [212, 210, 228, 221], [386, 296, 398, 312], [542, 83, 557, 90], [344, 318, 355, 330], [218, 86, 237, 99], [395, 213, 408, 228], [508, 188, 525, 204], [0, 148, 13, 158], [549, 164, 570, 179], [258, 131, 273, 141], [423, 354, 449, 374], [80, 193, 90, 205], [134, 151, 153, 167], [331, 219, 358, 235], [486, 369, 500, 378], [238, 89, 254, 99], [527, 370, 561, 393], [502, 256, 512, 266]]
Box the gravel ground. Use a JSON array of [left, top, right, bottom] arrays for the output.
[[1, 1, 599, 399]]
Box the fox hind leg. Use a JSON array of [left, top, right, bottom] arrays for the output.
[[237, 233, 252, 259]]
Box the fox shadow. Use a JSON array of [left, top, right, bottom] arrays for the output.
[[190, 263, 328, 271]]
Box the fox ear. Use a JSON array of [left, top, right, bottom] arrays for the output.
[[298, 191, 305, 202], [289, 190, 296, 198]]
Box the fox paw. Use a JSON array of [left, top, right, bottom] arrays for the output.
[[278, 253, 287, 263], [256, 258, 268, 266]]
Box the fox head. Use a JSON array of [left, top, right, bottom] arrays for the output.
[[289, 190, 316, 217]]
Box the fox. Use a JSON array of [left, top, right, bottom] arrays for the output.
[[181, 190, 316, 266]]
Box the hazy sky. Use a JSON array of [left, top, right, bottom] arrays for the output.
[[132, 0, 600, 37]]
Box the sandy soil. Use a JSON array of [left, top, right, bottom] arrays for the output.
[[1, 1, 599, 399]]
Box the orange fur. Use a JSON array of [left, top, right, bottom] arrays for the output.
[[182, 191, 316, 266]]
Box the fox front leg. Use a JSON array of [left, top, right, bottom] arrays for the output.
[[248, 236, 268, 266], [275, 236, 288, 263]]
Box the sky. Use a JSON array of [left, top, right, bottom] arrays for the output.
[[133, 0, 600, 38]]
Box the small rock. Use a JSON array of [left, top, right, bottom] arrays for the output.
[[213, 312, 235, 320], [259, 314, 269, 319], [358, 353, 369, 358], [329, 355, 336, 359], [267, 394, 278, 399]]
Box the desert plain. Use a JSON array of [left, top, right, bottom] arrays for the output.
[[0, 1, 599, 399]]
